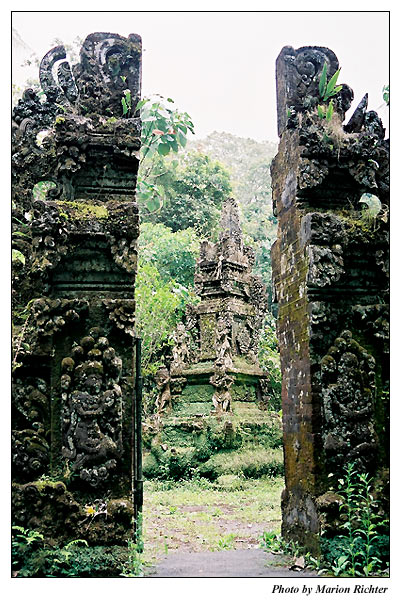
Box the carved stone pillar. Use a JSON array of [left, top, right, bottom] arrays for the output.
[[271, 46, 389, 550], [12, 33, 142, 544]]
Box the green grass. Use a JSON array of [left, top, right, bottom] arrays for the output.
[[141, 475, 283, 565]]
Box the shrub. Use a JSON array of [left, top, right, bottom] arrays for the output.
[[12, 526, 130, 577], [258, 315, 282, 411], [199, 446, 284, 480]]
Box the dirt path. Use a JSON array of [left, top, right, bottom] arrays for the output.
[[143, 478, 284, 562], [146, 548, 319, 578]]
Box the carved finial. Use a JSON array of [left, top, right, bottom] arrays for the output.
[[219, 198, 242, 242]]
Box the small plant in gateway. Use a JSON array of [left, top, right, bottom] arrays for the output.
[[120, 513, 145, 577], [260, 531, 299, 557], [216, 533, 236, 550], [327, 463, 389, 577]]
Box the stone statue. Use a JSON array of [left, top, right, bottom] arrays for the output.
[[210, 367, 234, 413], [170, 322, 191, 375], [154, 366, 171, 414]]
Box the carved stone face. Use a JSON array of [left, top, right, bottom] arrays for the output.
[[155, 367, 169, 385], [176, 323, 186, 334], [216, 318, 227, 334], [71, 390, 102, 416], [84, 372, 103, 395]]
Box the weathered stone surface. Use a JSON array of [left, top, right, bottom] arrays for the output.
[[12, 481, 133, 546], [271, 45, 389, 551], [12, 32, 142, 544]]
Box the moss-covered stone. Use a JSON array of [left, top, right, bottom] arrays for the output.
[[56, 200, 109, 221], [199, 446, 284, 480], [180, 383, 214, 403]]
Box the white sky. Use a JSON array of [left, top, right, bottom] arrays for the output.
[[12, 10, 389, 142]]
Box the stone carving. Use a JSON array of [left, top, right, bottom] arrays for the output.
[[209, 317, 234, 413], [169, 198, 268, 411], [154, 367, 172, 414], [307, 244, 344, 287], [271, 45, 389, 551], [12, 32, 142, 544], [170, 323, 191, 375], [275, 46, 353, 136], [214, 317, 233, 370], [103, 299, 136, 337], [320, 331, 377, 470], [210, 367, 234, 413], [32, 298, 89, 339], [12, 376, 50, 481], [61, 330, 123, 488]]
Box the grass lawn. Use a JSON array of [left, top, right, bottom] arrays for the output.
[[141, 475, 283, 566]]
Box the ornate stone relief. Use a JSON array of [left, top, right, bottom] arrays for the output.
[[61, 329, 123, 488]]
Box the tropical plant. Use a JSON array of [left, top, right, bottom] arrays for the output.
[[136, 95, 195, 212], [318, 63, 342, 102], [260, 464, 389, 577], [325, 464, 389, 577], [317, 99, 334, 121], [134, 262, 197, 374], [140, 151, 232, 237], [260, 530, 299, 556]]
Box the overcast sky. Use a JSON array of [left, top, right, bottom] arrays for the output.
[[12, 10, 389, 142]]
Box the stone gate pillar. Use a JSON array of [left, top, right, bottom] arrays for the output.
[[271, 46, 389, 551], [12, 33, 142, 545]]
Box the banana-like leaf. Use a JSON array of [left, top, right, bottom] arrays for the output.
[[319, 62, 328, 98]]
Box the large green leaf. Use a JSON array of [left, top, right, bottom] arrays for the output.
[[326, 100, 334, 121], [324, 69, 342, 101], [146, 195, 163, 213], [157, 143, 171, 156], [319, 62, 328, 98], [326, 68, 341, 95]]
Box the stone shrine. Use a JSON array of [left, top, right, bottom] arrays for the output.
[[144, 198, 280, 483], [168, 197, 268, 415]]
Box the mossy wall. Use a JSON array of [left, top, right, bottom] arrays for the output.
[[143, 398, 283, 482]]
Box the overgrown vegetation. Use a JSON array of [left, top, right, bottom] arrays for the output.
[[12, 525, 145, 578], [135, 261, 196, 375], [260, 463, 389, 577]]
